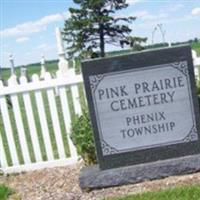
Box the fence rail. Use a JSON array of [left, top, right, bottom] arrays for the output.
[[0, 69, 84, 173]]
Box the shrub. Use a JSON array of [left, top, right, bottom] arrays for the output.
[[71, 110, 97, 165]]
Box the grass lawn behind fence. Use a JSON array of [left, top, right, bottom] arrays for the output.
[[1, 61, 58, 81], [0, 184, 13, 200], [106, 184, 200, 200]]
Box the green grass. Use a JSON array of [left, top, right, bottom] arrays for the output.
[[0, 184, 13, 200], [107, 185, 200, 200], [0, 59, 78, 81], [0, 61, 58, 81]]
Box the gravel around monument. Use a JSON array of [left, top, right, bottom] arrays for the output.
[[1, 162, 200, 200]]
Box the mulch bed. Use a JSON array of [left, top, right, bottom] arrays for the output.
[[0, 162, 200, 200]]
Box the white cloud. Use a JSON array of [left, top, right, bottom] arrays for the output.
[[141, 13, 156, 20], [191, 7, 200, 16], [119, 10, 169, 24], [170, 4, 183, 12], [126, 0, 141, 6], [134, 11, 148, 18], [16, 37, 29, 43], [137, 13, 198, 30], [37, 43, 49, 49], [117, 11, 148, 19], [36, 43, 56, 52], [135, 11, 168, 21], [0, 12, 69, 38], [113, 10, 148, 21]]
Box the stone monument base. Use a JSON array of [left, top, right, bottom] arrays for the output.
[[79, 154, 200, 190]]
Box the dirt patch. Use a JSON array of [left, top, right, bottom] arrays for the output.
[[1, 162, 200, 200]]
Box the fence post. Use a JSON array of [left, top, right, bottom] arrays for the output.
[[56, 26, 82, 114]]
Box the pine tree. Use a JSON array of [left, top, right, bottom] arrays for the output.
[[63, 0, 136, 58]]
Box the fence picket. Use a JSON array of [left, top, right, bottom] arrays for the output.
[[82, 84, 88, 106], [8, 76, 31, 164], [0, 131, 8, 168], [20, 76, 42, 162], [32, 74, 54, 161], [59, 86, 78, 158], [45, 73, 66, 159], [71, 84, 82, 116], [0, 80, 19, 166]]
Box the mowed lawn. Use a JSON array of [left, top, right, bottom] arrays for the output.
[[1, 60, 59, 80], [107, 184, 200, 200]]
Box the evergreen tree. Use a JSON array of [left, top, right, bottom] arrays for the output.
[[63, 0, 136, 58]]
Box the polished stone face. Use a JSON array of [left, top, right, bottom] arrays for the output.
[[82, 45, 200, 170], [90, 61, 197, 156]]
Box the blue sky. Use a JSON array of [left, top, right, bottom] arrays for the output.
[[0, 0, 200, 68]]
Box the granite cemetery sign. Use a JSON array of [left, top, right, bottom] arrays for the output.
[[80, 46, 200, 189]]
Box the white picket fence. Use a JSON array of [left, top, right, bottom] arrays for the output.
[[0, 69, 84, 174]]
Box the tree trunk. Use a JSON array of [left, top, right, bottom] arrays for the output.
[[99, 23, 105, 57]]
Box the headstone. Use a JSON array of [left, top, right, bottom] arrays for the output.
[[55, 27, 69, 75], [80, 45, 200, 189], [40, 55, 46, 79], [20, 66, 27, 77], [9, 54, 15, 76]]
